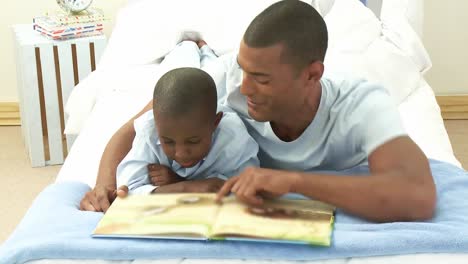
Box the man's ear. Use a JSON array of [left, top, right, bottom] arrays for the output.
[[214, 112, 223, 128], [305, 61, 324, 84]]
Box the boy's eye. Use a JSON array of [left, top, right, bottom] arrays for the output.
[[163, 141, 175, 145], [187, 140, 201, 145]]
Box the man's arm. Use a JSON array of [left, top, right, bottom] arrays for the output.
[[217, 136, 436, 222], [79, 100, 153, 212], [292, 136, 435, 222]]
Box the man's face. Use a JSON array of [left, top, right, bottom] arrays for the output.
[[155, 109, 219, 168], [237, 40, 306, 122]]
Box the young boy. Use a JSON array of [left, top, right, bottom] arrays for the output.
[[116, 66, 259, 194]]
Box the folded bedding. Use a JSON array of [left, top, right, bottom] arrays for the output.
[[1, 160, 468, 264]]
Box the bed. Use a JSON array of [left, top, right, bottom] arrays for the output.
[[2, 0, 468, 263]]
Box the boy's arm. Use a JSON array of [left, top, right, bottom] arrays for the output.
[[79, 100, 154, 212], [116, 128, 161, 195]]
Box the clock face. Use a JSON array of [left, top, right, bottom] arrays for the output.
[[57, 0, 93, 13]]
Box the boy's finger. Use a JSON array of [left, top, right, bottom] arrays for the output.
[[79, 194, 97, 211], [80, 201, 97, 211], [99, 197, 111, 213], [88, 192, 102, 212], [148, 171, 159, 178], [147, 164, 162, 171], [117, 185, 129, 197]]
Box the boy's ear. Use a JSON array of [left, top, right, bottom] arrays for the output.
[[214, 112, 223, 127]]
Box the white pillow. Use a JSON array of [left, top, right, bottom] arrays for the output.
[[380, 0, 431, 74], [323, 0, 424, 104], [64, 0, 314, 134], [97, 0, 287, 69], [65, 0, 428, 134], [64, 72, 98, 134], [64, 64, 162, 135]]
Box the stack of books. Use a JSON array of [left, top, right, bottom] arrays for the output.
[[33, 8, 105, 40]]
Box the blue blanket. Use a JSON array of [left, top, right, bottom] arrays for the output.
[[1, 160, 468, 264]]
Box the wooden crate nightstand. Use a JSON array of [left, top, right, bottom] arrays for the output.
[[12, 24, 107, 167]]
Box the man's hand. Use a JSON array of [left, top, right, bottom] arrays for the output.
[[216, 167, 299, 205], [148, 164, 185, 186]]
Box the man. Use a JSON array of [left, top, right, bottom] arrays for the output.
[[80, 0, 435, 222]]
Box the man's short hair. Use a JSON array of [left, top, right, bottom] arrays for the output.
[[243, 0, 328, 70], [153, 67, 217, 120]]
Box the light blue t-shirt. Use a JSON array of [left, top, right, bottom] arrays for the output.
[[117, 110, 259, 194], [220, 56, 407, 171]]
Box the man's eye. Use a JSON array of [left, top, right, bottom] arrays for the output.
[[257, 79, 270, 85]]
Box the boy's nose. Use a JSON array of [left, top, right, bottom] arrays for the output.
[[175, 146, 190, 159]]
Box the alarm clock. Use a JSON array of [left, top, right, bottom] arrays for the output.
[[56, 0, 93, 13]]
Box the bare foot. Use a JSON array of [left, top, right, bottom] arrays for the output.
[[196, 40, 207, 49]]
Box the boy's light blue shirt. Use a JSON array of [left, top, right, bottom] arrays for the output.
[[117, 110, 259, 194]]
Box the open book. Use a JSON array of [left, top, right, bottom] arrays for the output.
[[93, 193, 335, 246]]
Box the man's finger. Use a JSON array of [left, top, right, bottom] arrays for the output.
[[231, 179, 242, 194], [237, 188, 263, 207], [216, 177, 238, 202]]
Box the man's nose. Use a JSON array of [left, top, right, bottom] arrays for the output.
[[240, 74, 256, 96]]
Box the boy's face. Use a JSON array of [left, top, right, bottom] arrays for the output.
[[155, 108, 222, 168]]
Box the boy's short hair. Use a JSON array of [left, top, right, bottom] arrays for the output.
[[153, 67, 217, 120], [243, 0, 328, 70]]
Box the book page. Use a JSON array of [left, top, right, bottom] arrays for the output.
[[94, 193, 220, 238], [211, 197, 335, 246]]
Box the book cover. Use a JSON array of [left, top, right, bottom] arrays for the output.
[[93, 193, 335, 246]]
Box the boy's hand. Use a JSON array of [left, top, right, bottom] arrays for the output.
[[79, 184, 116, 212], [148, 164, 185, 186], [80, 185, 130, 212]]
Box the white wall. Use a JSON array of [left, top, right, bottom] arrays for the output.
[[423, 1, 468, 95], [0, 0, 127, 102]]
